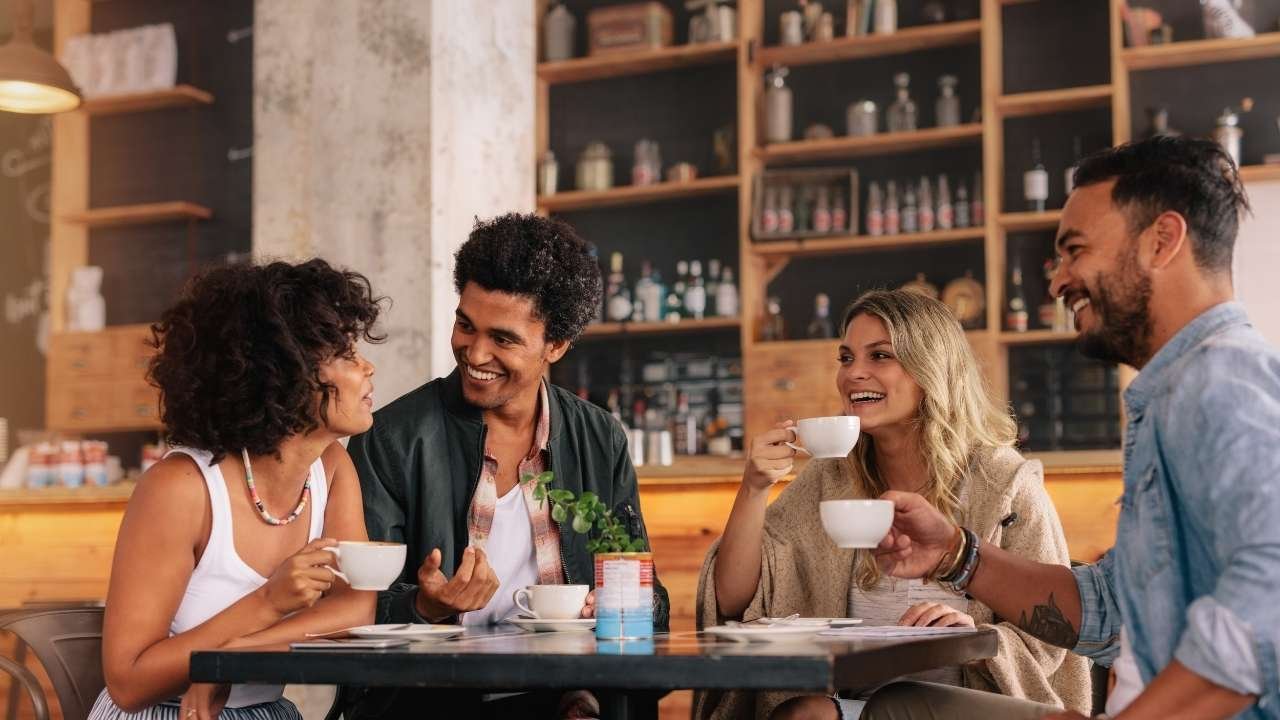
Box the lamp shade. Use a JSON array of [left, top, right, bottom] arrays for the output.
[[0, 0, 80, 114]]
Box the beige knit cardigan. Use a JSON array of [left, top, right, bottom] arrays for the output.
[[692, 446, 1092, 720]]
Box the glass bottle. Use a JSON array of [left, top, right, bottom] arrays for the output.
[[685, 260, 708, 320], [936, 75, 961, 128], [901, 180, 919, 233], [778, 185, 795, 233], [762, 186, 780, 233], [1006, 265, 1029, 333], [866, 181, 884, 236], [795, 185, 813, 232], [918, 176, 935, 232], [936, 174, 954, 230], [887, 73, 917, 133], [1024, 138, 1049, 212], [972, 171, 985, 226], [813, 186, 832, 233], [807, 293, 836, 339], [764, 66, 793, 144], [1038, 258, 1058, 329], [664, 279, 685, 323], [884, 180, 901, 235], [831, 188, 848, 232], [762, 296, 786, 341], [634, 260, 663, 323], [542, 1, 576, 62], [874, 0, 898, 35], [716, 266, 740, 318], [955, 180, 970, 228], [705, 259, 722, 317], [673, 260, 689, 313], [606, 252, 633, 322], [1144, 106, 1181, 139]]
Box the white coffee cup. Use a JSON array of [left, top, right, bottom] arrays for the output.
[[327, 541, 406, 591], [819, 499, 894, 548], [787, 416, 860, 458], [512, 584, 590, 620]]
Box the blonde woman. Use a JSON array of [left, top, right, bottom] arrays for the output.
[[695, 289, 1090, 720]]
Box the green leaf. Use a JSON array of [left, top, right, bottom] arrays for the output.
[[537, 471, 554, 485], [572, 514, 591, 534], [549, 489, 574, 504], [551, 504, 568, 524], [578, 491, 597, 505], [629, 538, 647, 552], [532, 484, 545, 501]]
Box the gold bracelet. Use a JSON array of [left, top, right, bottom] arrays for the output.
[[930, 525, 966, 581]]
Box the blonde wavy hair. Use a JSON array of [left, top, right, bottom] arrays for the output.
[[841, 289, 1017, 589]]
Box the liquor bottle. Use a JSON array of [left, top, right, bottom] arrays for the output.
[[813, 186, 832, 233], [936, 174, 954, 230], [1006, 265, 1029, 333], [646, 268, 667, 322], [764, 65, 793, 144], [705, 259, 722, 317], [955, 180, 970, 228], [634, 260, 663, 323], [685, 260, 708, 320], [664, 281, 685, 323], [884, 180, 901, 235], [762, 296, 786, 341], [807, 293, 836, 339], [917, 176, 935, 232], [935, 75, 961, 127], [795, 185, 812, 232], [762, 187, 780, 233], [887, 73, 917, 132], [606, 252, 633, 322], [972, 171, 985, 226], [1024, 137, 1049, 213], [716, 266, 740, 318], [1038, 258, 1058, 329], [866, 181, 884, 236], [778, 186, 795, 233], [1064, 136, 1082, 197], [672, 392, 700, 456], [901, 180, 919, 233], [673, 260, 689, 311], [831, 189, 848, 232]]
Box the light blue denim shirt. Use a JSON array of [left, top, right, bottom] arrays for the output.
[[1072, 301, 1280, 718]]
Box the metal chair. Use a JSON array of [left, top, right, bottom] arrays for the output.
[[0, 607, 105, 720]]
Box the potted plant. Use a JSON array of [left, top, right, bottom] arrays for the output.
[[525, 471, 654, 640]]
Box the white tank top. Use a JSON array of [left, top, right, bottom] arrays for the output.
[[167, 448, 329, 708]]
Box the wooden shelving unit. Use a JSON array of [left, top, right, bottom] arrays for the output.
[[580, 317, 740, 338], [999, 330, 1077, 345], [752, 227, 985, 257], [757, 123, 983, 163], [1122, 32, 1280, 71], [1241, 164, 1280, 184], [757, 20, 981, 68], [80, 84, 213, 116], [538, 175, 739, 212], [537, 41, 738, 84], [63, 201, 212, 228], [998, 209, 1063, 232], [995, 85, 1112, 118]]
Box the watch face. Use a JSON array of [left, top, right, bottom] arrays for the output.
[[942, 275, 985, 327]]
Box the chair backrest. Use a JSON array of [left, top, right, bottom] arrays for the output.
[[0, 608, 105, 720]]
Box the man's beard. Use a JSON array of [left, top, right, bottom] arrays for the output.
[[1076, 247, 1154, 368]]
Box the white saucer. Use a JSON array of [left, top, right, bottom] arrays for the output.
[[348, 624, 463, 641], [704, 624, 825, 643], [507, 617, 597, 633]]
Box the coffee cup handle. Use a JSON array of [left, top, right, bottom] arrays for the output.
[[513, 587, 538, 618], [323, 546, 350, 585], [783, 428, 812, 456]]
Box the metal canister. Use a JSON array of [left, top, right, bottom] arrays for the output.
[[595, 552, 655, 640], [1213, 107, 1243, 167], [846, 100, 878, 136], [537, 151, 558, 196], [576, 142, 613, 191]]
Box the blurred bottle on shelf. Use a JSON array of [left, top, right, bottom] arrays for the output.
[[1023, 137, 1049, 213], [866, 181, 884, 236], [635, 260, 664, 323], [887, 72, 917, 132], [901, 180, 919, 233], [1006, 264, 1029, 333], [685, 260, 708, 320], [813, 186, 832, 233], [778, 185, 796, 233], [606, 252, 632, 322], [807, 293, 836, 339], [832, 189, 848, 232], [935, 75, 961, 128], [762, 186, 780, 233], [955, 179, 970, 228], [884, 180, 901, 235], [716, 267, 740, 318], [918, 176, 935, 232], [936, 174, 954, 230], [764, 65, 794, 143], [706, 259, 722, 317], [763, 296, 786, 341], [972, 171, 985, 226]]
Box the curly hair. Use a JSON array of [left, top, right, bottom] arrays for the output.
[[453, 213, 603, 343], [147, 258, 384, 463]]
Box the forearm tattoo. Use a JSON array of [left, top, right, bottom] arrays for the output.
[[1017, 592, 1079, 649]]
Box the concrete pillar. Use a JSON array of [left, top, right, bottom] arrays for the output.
[[254, 0, 534, 405]]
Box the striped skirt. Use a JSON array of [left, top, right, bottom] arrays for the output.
[[88, 690, 303, 720]]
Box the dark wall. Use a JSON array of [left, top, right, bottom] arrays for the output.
[[89, 0, 254, 325]]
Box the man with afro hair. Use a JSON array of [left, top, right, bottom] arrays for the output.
[[340, 213, 669, 719]]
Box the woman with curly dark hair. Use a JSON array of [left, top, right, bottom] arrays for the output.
[[90, 259, 383, 720]]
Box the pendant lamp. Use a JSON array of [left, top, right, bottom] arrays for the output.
[[0, 0, 80, 114]]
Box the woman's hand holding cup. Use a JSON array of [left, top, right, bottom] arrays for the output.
[[256, 538, 342, 616], [744, 421, 799, 492]]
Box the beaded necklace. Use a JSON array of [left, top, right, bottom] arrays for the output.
[[241, 448, 311, 526]]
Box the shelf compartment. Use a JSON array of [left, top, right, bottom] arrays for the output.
[[80, 85, 214, 116], [752, 227, 985, 257], [999, 330, 1078, 345], [758, 123, 983, 164], [580, 316, 741, 338], [995, 85, 1112, 118], [758, 20, 981, 68], [1240, 164, 1280, 184], [1122, 32, 1280, 71], [538, 175, 740, 212], [63, 201, 212, 228], [537, 42, 738, 85], [998, 209, 1062, 232]]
